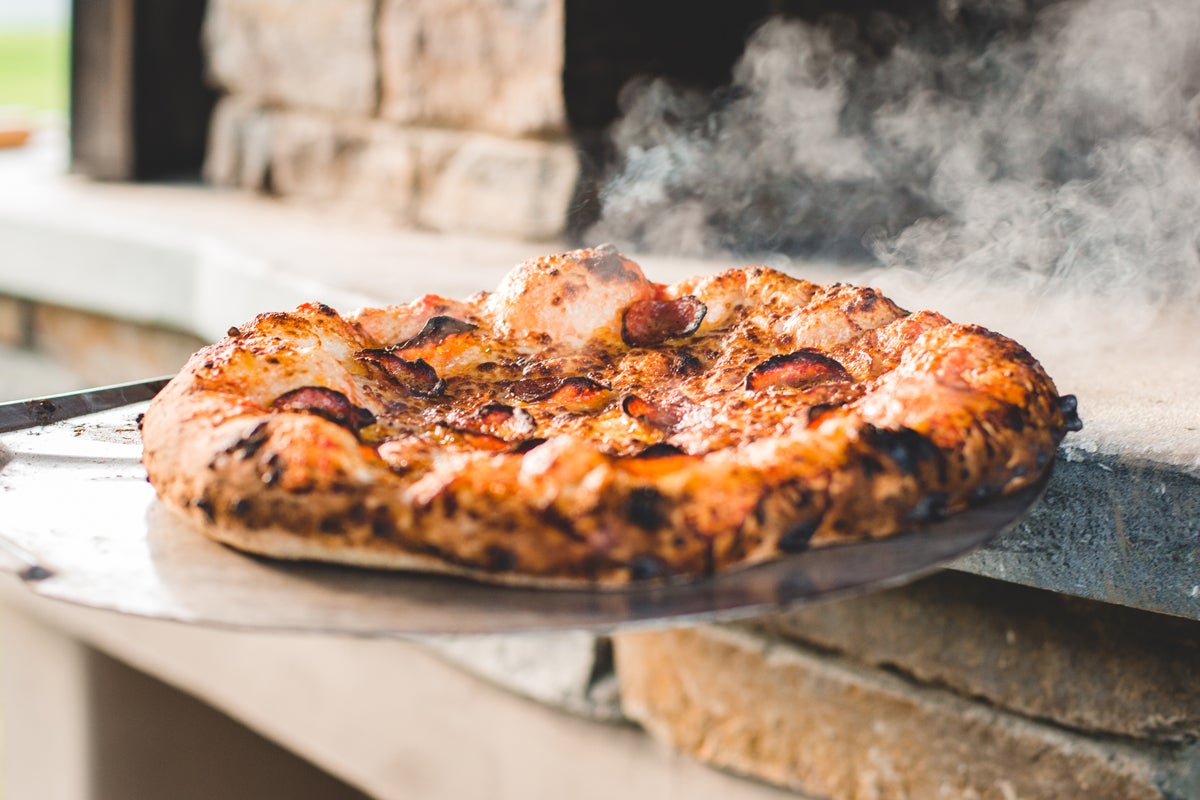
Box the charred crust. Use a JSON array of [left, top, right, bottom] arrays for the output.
[[225, 421, 271, 459], [1059, 394, 1083, 433], [634, 442, 686, 459], [312, 303, 339, 317], [537, 505, 587, 542], [863, 425, 940, 475], [908, 492, 949, 521], [194, 497, 215, 521], [779, 518, 819, 553], [628, 555, 670, 581], [581, 244, 633, 281], [626, 487, 668, 531], [509, 437, 548, 454], [226, 326, 241, 338], [671, 351, 704, 377], [484, 545, 517, 572]]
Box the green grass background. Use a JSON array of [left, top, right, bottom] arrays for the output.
[[0, 27, 69, 112]]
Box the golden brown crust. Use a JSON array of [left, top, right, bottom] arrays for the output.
[[141, 247, 1076, 587]]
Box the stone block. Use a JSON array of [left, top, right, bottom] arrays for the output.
[[758, 571, 1200, 742], [30, 304, 204, 387], [204, 95, 275, 190], [615, 626, 1189, 800], [204, 0, 378, 116], [416, 134, 578, 240], [379, 0, 566, 137], [265, 113, 419, 225]]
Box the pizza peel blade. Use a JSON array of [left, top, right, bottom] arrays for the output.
[[0, 404, 1048, 635], [0, 376, 171, 434]]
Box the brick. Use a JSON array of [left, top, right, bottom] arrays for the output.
[[615, 626, 1179, 800], [204, 95, 275, 190], [204, 0, 378, 116], [264, 112, 419, 225], [379, 0, 565, 137], [30, 304, 204, 387], [416, 134, 578, 240], [758, 571, 1200, 741]]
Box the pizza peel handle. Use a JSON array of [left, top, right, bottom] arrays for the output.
[[0, 376, 172, 434]]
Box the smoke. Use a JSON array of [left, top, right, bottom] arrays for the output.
[[589, 0, 1200, 314]]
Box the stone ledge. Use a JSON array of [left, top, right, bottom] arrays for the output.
[[953, 451, 1200, 621], [615, 625, 1198, 800], [757, 571, 1200, 742]]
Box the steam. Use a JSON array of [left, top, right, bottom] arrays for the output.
[[590, 0, 1200, 315]]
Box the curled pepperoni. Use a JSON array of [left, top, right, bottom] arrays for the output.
[[449, 403, 538, 443], [357, 349, 446, 397], [272, 387, 376, 431], [509, 376, 611, 411], [622, 394, 685, 430], [745, 349, 851, 392], [397, 315, 477, 352], [621, 296, 707, 348]]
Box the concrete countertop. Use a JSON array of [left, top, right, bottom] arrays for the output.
[[1, 134, 1197, 620]]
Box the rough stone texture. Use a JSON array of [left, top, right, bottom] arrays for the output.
[[0, 295, 29, 347], [758, 571, 1200, 742], [954, 452, 1200, 622], [206, 99, 578, 239], [30, 303, 204, 387], [204, 0, 378, 116], [615, 625, 1191, 800], [379, 0, 566, 137], [416, 133, 578, 240]]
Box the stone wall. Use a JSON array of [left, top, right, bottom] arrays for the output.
[[614, 572, 1200, 800], [202, 0, 578, 241]]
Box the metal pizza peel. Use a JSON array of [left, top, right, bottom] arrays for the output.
[[0, 380, 1047, 635]]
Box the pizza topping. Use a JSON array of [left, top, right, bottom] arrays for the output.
[[449, 403, 538, 442], [396, 315, 478, 352], [508, 377, 564, 402], [271, 387, 376, 431], [634, 442, 687, 458], [745, 349, 852, 392], [356, 350, 446, 397], [1059, 394, 1083, 432], [622, 394, 685, 430], [621, 296, 707, 348]]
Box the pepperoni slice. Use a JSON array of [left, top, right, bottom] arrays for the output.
[[509, 376, 611, 412], [357, 350, 446, 397], [622, 394, 685, 430], [745, 349, 851, 392], [449, 403, 538, 443], [271, 387, 376, 431], [621, 296, 707, 348], [397, 315, 477, 352]]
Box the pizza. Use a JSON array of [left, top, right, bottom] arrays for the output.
[[140, 245, 1080, 587]]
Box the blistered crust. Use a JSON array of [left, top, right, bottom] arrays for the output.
[[141, 251, 1076, 587]]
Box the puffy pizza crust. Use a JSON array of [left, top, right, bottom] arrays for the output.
[[141, 246, 1076, 587]]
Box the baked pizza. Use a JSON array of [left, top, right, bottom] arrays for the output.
[[140, 246, 1080, 587]]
